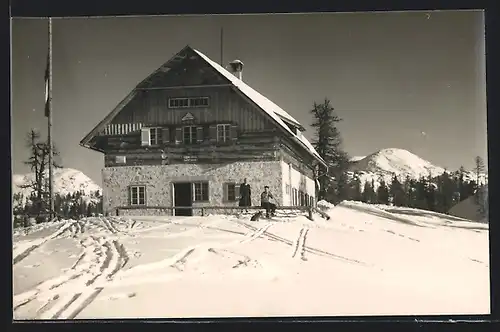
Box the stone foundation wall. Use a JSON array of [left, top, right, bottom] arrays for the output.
[[102, 160, 283, 215]]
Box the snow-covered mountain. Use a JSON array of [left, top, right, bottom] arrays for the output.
[[347, 148, 487, 189], [12, 168, 101, 202], [350, 156, 366, 162], [350, 148, 445, 179]]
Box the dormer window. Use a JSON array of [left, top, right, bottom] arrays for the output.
[[168, 97, 210, 109]]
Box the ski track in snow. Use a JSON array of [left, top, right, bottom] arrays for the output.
[[13, 205, 488, 319], [13, 213, 370, 314], [239, 222, 274, 244], [13, 221, 77, 265], [238, 221, 368, 266], [13, 218, 131, 319]]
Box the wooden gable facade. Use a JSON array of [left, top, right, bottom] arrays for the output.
[[81, 45, 324, 215], [81, 46, 317, 170]]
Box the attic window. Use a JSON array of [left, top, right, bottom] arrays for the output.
[[168, 97, 210, 109]]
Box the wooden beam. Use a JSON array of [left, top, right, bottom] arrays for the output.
[[136, 84, 232, 91], [117, 205, 311, 210], [116, 205, 315, 220]]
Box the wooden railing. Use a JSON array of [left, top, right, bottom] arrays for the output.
[[115, 205, 330, 220], [101, 123, 144, 136]]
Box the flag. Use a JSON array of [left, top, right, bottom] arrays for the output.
[[44, 49, 50, 117]]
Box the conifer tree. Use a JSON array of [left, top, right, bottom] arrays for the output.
[[474, 156, 486, 187], [376, 178, 390, 205], [349, 172, 363, 201], [389, 174, 406, 207], [310, 98, 349, 201], [415, 176, 428, 209], [457, 166, 467, 201], [362, 179, 375, 203], [425, 180, 437, 211]]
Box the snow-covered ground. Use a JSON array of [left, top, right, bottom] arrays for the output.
[[12, 202, 490, 319]]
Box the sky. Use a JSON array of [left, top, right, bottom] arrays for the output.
[[11, 11, 487, 185]]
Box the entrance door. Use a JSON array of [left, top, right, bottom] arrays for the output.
[[174, 182, 193, 216]]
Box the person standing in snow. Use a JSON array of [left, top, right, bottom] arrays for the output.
[[260, 186, 276, 218], [239, 178, 251, 212]]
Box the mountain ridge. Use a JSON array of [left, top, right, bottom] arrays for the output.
[[347, 148, 487, 189], [12, 168, 102, 202]]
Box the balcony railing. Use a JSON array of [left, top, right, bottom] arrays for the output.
[[100, 123, 144, 136]]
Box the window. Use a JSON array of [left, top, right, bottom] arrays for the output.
[[191, 97, 210, 107], [217, 124, 231, 142], [194, 182, 209, 202], [292, 188, 298, 206], [168, 97, 210, 109], [223, 183, 239, 201], [115, 155, 126, 164], [150, 127, 162, 145], [141, 127, 163, 146], [168, 98, 189, 108], [183, 126, 197, 144], [285, 184, 291, 195], [130, 186, 146, 206]]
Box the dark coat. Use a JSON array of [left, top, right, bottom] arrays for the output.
[[239, 183, 252, 206]]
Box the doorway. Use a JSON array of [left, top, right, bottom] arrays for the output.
[[173, 182, 193, 216]]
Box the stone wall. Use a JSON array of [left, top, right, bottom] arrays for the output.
[[102, 160, 283, 215]]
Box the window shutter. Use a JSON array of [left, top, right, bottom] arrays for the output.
[[235, 184, 240, 201], [162, 127, 170, 143], [128, 186, 132, 205], [230, 125, 238, 141], [141, 128, 150, 146], [223, 183, 228, 201], [175, 127, 182, 144], [196, 126, 204, 143], [209, 125, 217, 143]]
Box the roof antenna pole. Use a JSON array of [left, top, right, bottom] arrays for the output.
[[220, 27, 224, 66]]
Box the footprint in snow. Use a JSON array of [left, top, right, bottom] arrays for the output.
[[24, 263, 41, 268]]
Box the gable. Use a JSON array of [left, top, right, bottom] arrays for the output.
[[137, 47, 229, 89]]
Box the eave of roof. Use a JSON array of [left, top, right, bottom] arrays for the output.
[[193, 48, 326, 166]]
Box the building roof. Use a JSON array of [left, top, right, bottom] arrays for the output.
[[80, 45, 326, 167], [193, 48, 324, 166]]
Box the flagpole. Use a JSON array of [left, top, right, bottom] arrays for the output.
[[47, 17, 54, 220]]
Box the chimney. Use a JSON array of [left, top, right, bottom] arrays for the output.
[[228, 59, 244, 80]]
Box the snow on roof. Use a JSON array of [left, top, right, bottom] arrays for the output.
[[193, 48, 325, 165]]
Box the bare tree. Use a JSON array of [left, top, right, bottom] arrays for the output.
[[19, 129, 62, 221]]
